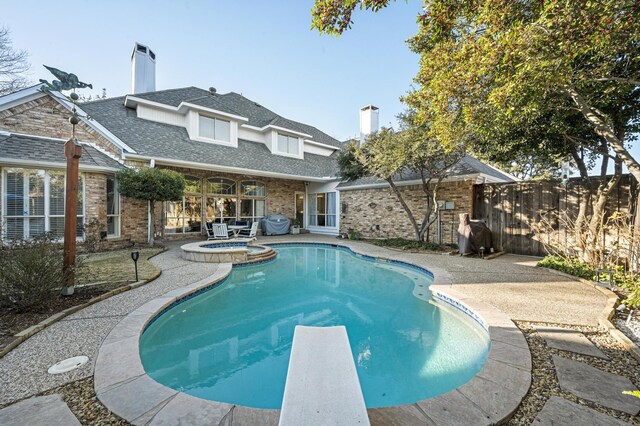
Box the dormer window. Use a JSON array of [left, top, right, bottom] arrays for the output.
[[277, 133, 299, 156], [199, 115, 231, 143]]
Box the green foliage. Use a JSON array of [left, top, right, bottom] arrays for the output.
[[347, 228, 361, 240], [371, 238, 457, 252], [337, 141, 367, 181], [0, 234, 72, 310], [313, 0, 640, 181], [116, 167, 185, 203], [538, 256, 595, 281]]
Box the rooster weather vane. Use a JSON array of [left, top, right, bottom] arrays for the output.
[[39, 65, 92, 92]]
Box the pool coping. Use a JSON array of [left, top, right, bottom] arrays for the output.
[[94, 242, 532, 425]]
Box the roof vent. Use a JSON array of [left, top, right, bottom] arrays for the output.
[[209, 87, 216, 94]]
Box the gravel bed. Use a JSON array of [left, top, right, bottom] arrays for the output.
[[42, 377, 128, 425], [507, 321, 640, 425], [617, 309, 640, 347]]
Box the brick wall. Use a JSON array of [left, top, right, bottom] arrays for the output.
[[0, 96, 121, 157], [339, 180, 475, 244]]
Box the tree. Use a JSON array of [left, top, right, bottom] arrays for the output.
[[0, 27, 30, 95], [116, 168, 185, 246], [313, 1, 639, 178], [313, 0, 640, 261], [339, 112, 464, 241]]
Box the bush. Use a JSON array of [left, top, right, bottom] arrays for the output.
[[371, 238, 457, 252], [537, 256, 594, 281], [0, 234, 72, 310]]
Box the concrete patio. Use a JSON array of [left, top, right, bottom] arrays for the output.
[[0, 234, 636, 425]]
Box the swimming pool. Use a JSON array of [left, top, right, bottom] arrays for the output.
[[139, 244, 489, 409]]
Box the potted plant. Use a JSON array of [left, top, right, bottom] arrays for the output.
[[290, 218, 301, 235]]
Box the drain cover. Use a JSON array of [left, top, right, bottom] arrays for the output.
[[48, 356, 89, 374]]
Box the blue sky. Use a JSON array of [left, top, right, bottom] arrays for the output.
[[3, 0, 423, 141]]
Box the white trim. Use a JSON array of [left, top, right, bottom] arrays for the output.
[[274, 133, 303, 159], [194, 114, 236, 147], [303, 139, 339, 151], [123, 153, 334, 182], [337, 173, 482, 191], [0, 84, 47, 112], [0, 158, 121, 173], [124, 95, 249, 123], [240, 123, 314, 140], [267, 125, 312, 139]]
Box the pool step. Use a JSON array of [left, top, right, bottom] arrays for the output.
[[279, 326, 370, 426]]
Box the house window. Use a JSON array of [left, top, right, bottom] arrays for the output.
[[199, 115, 231, 143], [2, 168, 84, 240], [241, 181, 266, 197], [164, 175, 202, 234], [106, 176, 120, 237], [309, 192, 336, 228], [240, 180, 266, 222], [276, 133, 299, 156], [206, 177, 237, 224]]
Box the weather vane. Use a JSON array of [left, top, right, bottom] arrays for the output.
[[39, 65, 93, 139], [39, 65, 92, 92]]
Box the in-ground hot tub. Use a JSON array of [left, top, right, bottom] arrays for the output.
[[181, 240, 275, 264]]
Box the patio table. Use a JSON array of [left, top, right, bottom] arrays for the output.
[[228, 225, 248, 237]]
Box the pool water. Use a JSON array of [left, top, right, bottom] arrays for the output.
[[140, 245, 489, 409]]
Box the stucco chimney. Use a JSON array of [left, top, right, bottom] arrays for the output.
[[131, 43, 156, 94], [359, 105, 379, 144]]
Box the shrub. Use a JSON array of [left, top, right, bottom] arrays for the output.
[[371, 238, 457, 252], [537, 256, 594, 281], [347, 228, 361, 240], [0, 234, 72, 310]]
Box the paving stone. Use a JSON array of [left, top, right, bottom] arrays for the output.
[[456, 375, 524, 423], [417, 390, 492, 425], [476, 358, 531, 392], [486, 340, 532, 371], [533, 396, 630, 426], [0, 394, 80, 426], [147, 392, 233, 426], [553, 355, 640, 415], [367, 404, 429, 426], [536, 326, 608, 359], [97, 374, 177, 423], [228, 405, 280, 426]]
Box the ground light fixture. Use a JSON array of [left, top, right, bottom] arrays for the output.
[[131, 251, 140, 282]]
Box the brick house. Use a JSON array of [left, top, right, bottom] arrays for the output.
[[0, 43, 515, 245]]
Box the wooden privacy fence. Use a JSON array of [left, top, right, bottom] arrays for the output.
[[472, 175, 638, 256]]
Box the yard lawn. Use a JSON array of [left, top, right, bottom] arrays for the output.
[[76, 247, 164, 285], [0, 247, 164, 351]]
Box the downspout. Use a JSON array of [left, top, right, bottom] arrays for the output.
[[148, 160, 156, 244]]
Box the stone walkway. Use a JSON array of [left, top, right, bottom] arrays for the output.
[[0, 234, 634, 425], [531, 326, 640, 423]]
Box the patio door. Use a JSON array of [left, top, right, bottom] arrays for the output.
[[295, 192, 305, 228]]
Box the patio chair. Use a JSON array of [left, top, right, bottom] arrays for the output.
[[205, 222, 216, 240], [238, 222, 259, 238], [211, 223, 233, 240]]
